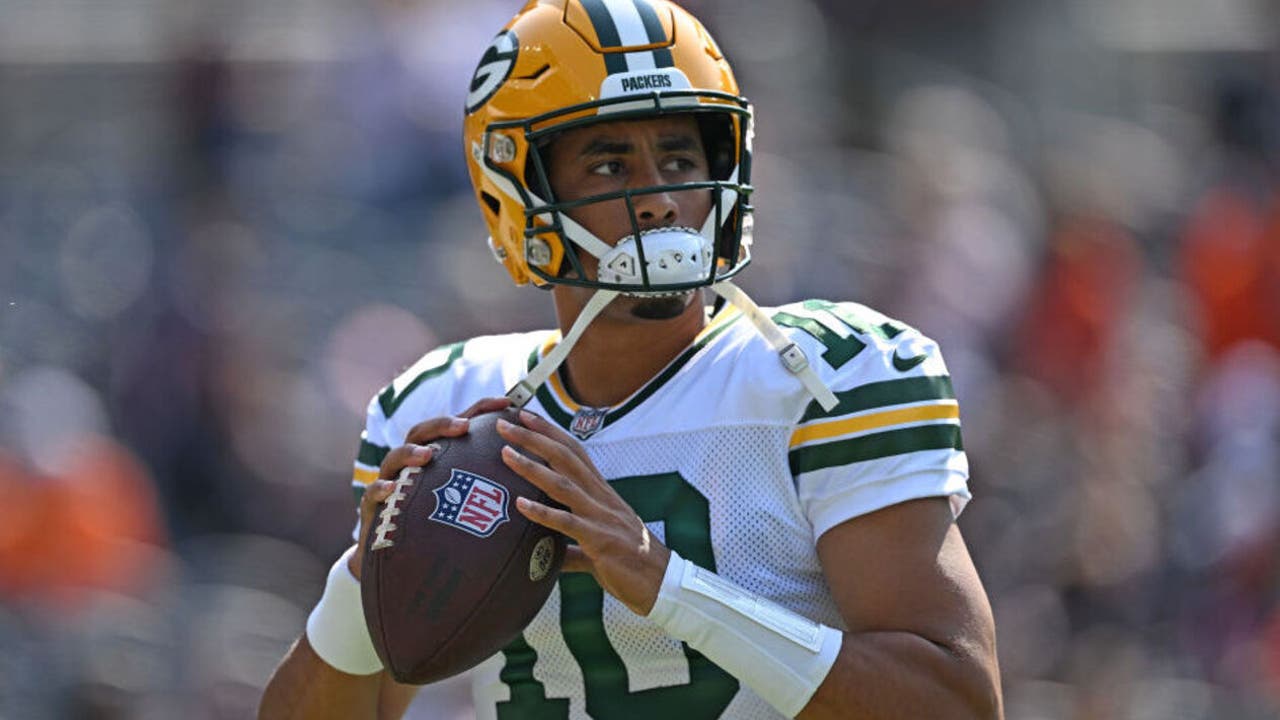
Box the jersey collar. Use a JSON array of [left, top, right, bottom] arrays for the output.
[[527, 305, 744, 438]]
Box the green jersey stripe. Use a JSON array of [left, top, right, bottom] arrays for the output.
[[378, 342, 465, 419], [535, 381, 576, 429], [497, 634, 571, 714], [799, 375, 955, 423], [788, 423, 963, 475], [358, 438, 390, 467]]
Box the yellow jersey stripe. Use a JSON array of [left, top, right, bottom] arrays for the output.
[[540, 332, 560, 355], [790, 401, 959, 448], [548, 366, 581, 411], [536, 332, 584, 411], [353, 466, 379, 484]]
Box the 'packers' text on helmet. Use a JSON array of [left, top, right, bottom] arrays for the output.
[[463, 0, 754, 295]]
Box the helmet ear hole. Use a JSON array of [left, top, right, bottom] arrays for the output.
[[524, 136, 558, 199], [696, 113, 736, 182], [480, 192, 502, 217]]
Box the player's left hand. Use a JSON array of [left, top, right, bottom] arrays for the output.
[[496, 409, 670, 616]]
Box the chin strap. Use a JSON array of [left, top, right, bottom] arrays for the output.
[[505, 281, 837, 414], [712, 280, 839, 412], [507, 289, 621, 408]]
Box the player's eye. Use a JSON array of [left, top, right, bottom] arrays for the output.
[[662, 156, 700, 174], [590, 160, 623, 177]]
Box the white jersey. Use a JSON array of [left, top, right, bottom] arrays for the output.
[[351, 299, 970, 720]]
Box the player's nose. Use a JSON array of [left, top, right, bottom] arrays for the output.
[[630, 162, 679, 229], [634, 193, 678, 228]]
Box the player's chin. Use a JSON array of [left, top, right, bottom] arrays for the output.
[[625, 292, 696, 320]]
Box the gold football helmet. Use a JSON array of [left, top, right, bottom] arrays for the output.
[[468, 1, 837, 412], [463, 0, 754, 294]]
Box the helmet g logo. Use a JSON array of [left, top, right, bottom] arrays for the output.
[[466, 30, 518, 114]]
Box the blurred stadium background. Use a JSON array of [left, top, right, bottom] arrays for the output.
[[2, 0, 1280, 717]]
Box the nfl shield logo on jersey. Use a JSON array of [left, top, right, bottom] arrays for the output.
[[429, 469, 510, 538], [570, 407, 608, 440]]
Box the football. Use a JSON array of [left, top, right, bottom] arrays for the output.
[[360, 407, 567, 684]]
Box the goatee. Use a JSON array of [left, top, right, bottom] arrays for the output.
[[628, 295, 690, 320]]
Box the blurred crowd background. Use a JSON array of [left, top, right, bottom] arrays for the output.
[[2, 0, 1280, 717]]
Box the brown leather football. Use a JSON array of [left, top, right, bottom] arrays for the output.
[[360, 407, 566, 684]]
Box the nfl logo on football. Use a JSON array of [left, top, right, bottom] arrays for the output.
[[570, 407, 608, 440], [429, 469, 509, 538]]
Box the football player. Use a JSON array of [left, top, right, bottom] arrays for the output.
[[260, 1, 1002, 718]]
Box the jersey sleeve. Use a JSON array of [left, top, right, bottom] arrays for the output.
[[349, 395, 394, 541], [348, 341, 469, 540], [344, 333, 543, 541], [778, 300, 971, 540], [352, 396, 394, 504]]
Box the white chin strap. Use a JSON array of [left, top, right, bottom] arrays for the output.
[[497, 164, 833, 413], [712, 281, 838, 412], [505, 280, 837, 413], [547, 168, 742, 290], [507, 288, 621, 407], [480, 157, 743, 290]]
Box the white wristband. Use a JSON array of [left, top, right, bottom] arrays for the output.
[[647, 551, 843, 718], [305, 545, 384, 675]]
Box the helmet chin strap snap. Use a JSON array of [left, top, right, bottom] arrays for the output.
[[711, 281, 839, 412]]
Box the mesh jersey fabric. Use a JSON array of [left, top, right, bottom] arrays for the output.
[[352, 298, 971, 719]]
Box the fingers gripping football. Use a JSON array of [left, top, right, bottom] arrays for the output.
[[350, 397, 513, 580], [497, 410, 671, 616], [349, 443, 437, 581], [352, 479, 398, 581]]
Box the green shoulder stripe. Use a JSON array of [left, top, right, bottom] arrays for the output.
[[534, 383, 575, 429], [789, 423, 963, 475], [799, 375, 955, 423], [357, 438, 389, 467], [378, 342, 465, 418]]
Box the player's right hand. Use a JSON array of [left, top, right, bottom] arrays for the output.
[[349, 396, 513, 580]]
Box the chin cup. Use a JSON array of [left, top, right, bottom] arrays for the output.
[[597, 227, 713, 293]]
